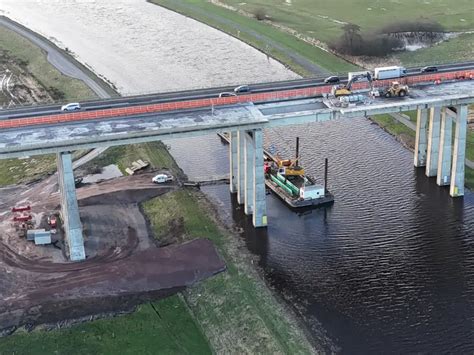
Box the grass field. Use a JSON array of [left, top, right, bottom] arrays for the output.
[[152, 0, 474, 72], [0, 296, 212, 355], [221, 0, 474, 42]]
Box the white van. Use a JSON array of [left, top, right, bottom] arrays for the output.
[[374, 66, 407, 80]]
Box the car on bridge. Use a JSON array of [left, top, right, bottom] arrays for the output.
[[219, 92, 237, 98], [421, 66, 438, 73], [61, 102, 81, 112], [324, 76, 340, 84], [234, 85, 251, 93]]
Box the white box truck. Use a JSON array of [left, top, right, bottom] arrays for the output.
[[374, 66, 407, 80]]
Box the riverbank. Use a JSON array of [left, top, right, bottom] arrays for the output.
[[149, 0, 357, 76], [370, 113, 474, 189]]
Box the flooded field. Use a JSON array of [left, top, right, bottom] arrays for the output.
[[0, 0, 298, 95]]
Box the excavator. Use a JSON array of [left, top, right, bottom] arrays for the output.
[[331, 72, 373, 97], [265, 137, 305, 176]]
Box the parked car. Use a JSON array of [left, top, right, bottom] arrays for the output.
[[234, 85, 250, 93], [219, 92, 237, 98], [324, 76, 340, 84], [152, 174, 173, 184], [421, 66, 438, 73], [61, 102, 81, 111]]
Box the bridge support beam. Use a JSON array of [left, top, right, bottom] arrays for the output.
[[414, 108, 428, 167], [426, 107, 441, 177], [229, 131, 238, 193], [244, 131, 254, 215], [236, 131, 245, 204], [252, 129, 267, 227], [57, 152, 85, 261], [450, 105, 468, 197], [437, 108, 452, 186]]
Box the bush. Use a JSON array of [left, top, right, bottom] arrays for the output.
[[254, 8, 267, 21]]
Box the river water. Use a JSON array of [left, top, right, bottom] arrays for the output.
[[166, 117, 474, 353]]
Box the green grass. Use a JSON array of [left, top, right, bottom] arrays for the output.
[[143, 189, 313, 354], [220, 0, 474, 42], [397, 33, 474, 66], [0, 26, 96, 102], [371, 113, 416, 138], [150, 0, 358, 75], [81, 142, 182, 176], [0, 296, 211, 355]]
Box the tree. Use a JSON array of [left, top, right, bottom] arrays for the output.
[[342, 23, 362, 51]]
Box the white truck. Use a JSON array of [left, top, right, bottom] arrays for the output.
[[373, 66, 407, 80]]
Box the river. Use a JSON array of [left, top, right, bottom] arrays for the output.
[[166, 118, 474, 353]]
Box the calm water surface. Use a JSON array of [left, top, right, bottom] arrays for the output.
[[166, 117, 474, 353]]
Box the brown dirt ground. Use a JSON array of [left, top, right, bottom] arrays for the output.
[[0, 172, 225, 334]]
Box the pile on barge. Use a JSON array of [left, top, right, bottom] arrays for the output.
[[218, 134, 334, 209]]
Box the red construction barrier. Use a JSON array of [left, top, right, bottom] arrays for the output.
[[11, 205, 31, 212]]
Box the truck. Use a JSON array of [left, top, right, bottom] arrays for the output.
[[374, 66, 407, 80]]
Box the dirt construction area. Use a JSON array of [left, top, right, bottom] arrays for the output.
[[0, 172, 225, 335]]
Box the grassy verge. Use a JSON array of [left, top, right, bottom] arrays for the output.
[[150, 0, 357, 75], [370, 114, 474, 189], [144, 189, 313, 353], [0, 296, 211, 354], [0, 151, 87, 187], [0, 25, 96, 102]]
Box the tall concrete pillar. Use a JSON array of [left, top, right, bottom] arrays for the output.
[[426, 107, 441, 177], [414, 108, 428, 167], [57, 152, 85, 261], [437, 108, 452, 186], [450, 105, 468, 197], [244, 131, 254, 215], [229, 131, 238, 193], [236, 131, 245, 204], [252, 129, 267, 227]]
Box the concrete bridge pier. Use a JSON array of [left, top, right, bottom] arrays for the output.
[[437, 108, 452, 186], [414, 108, 428, 167], [426, 107, 441, 177], [450, 105, 468, 197], [229, 131, 238, 193], [231, 129, 267, 227], [57, 152, 85, 261]]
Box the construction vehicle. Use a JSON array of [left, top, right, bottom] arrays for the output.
[[273, 137, 305, 176], [379, 81, 409, 98], [331, 72, 373, 97]]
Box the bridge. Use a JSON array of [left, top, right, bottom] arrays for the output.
[[1, 65, 473, 261]]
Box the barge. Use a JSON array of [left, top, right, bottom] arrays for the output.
[[218, 133, 334, 209]]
